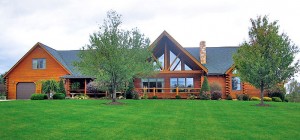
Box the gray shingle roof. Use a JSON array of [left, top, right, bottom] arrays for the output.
[[185, 47, 238, 75], [39, 43, 82, 77], [40, 42, 238, 76]]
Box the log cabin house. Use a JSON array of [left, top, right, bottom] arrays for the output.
[[4, 31, 259, 99]]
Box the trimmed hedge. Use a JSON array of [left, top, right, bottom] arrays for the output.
[[53, 93, 65, 100], [263, 97, 272, 102], [175, 95, 181, 99], [152, 96, 158, 99], [272, 97, 282, 102], [250, 97, 261, 101], [31, 94, 47, 100]]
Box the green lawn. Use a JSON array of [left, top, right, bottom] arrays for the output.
[[0, 100, 299, 140]]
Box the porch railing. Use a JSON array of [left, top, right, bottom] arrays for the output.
[[135, 87, 201, 96]]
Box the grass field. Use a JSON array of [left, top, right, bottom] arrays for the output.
[[0, 99, 299, 140]]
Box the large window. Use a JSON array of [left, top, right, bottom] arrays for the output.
[[232, 77, 241, 90], [32, 58, 46, 69], [170, 78, 194, 92], [158, 54, 164, 70], [142, 78, 164, 92]]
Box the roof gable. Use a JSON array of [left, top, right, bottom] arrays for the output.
[[150, 31, 208, 72], [4, 42, 72, 78]]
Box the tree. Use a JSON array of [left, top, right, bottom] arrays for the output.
[[57, 79, 66, 95], [286, 79, 300, 102], [0, 73, 5, 84], [201, 76, 210, 93], [75, 10, 157, 103], [233, 15, 299, 105], [41, 79, 59, 94], [199, 76, 211, 100]]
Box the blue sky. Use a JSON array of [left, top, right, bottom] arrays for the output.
[[1, 0, 299, 80]]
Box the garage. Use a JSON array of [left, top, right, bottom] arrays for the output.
[[16, 82, 36, 99]]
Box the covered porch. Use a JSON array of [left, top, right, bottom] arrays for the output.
[[135, 87, 201, 99], [61, 75, 94, 97]]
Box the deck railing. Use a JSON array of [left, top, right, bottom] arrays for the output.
[[135, 87, 201, 96]]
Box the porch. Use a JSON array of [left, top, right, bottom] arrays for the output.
[[135, 87, 201, 99]]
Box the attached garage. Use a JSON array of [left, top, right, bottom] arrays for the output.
[[16, 82, 36, 99]]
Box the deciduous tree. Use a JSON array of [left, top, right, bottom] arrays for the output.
[[233, 15, 299, 105], [76, 10, 157, 103]]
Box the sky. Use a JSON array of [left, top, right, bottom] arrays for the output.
[[1, 0, 300, 80]]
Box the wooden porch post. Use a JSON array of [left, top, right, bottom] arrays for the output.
[[66, 79, 70, 96], [153, 87, 156, 96], [84, 79, 87, 95], [176, 87, 179, 95]]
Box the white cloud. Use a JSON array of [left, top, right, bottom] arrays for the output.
[[0, 0, 300, 82]]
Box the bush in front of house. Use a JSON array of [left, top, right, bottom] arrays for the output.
[[31, 93, 47, 100], [272, 97, 282, 102], [53, 93, 66, 99], [74, 94, 89, 99], [263, 97, 272, 102], [132, 91, 140, 100], [187, 94, 196, 100], [269, 91, 285, 101], [199, 92, 210, 100], [226, 94, 233, 100], [250, 96, 260, 101], [152, 96, 158, 99], [175, 95, 181, 99], [211, 91, 222, 100], [237, 94, 250, 101], [267, 85, 286, 101]]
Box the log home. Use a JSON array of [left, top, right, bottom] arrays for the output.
[[4, 31, 259, 99]]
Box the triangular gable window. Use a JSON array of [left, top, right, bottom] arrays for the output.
[[185, 64, 192, 70], [158, 54, 164, 70]]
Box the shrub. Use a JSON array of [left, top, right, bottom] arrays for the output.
[[71, 82, 80, 91], [187, 94, 196, 100], [132, 91, 140, 100], [250, 97, 261, 101], [226, 94, 232, 100], [152, 96, 158, 99], [44, 94, 48, 99], [74, 94, 89, 99], [211, 91, 222, 100], [200, 76, 210, 94], [31, 93, 46, 100], [175, 95, 181, 99], [237, 94, 250, 101], [199, 92, 210, 100], [125, 81, 134, 99], [142, 94, 148, 99], [267, 85, 286, 101], [263, 97, 272, 102], [242, 94, 250, 101], [53, 93, 65, 99], [41, 79, 59, 94], [269, 91, 285, 101], [210, 82, 222, 93], [284, 98, 289, 102], [57, 79, 66, 95], [272, 97, 282, 102]]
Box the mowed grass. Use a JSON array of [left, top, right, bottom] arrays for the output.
[[0, 100, 299, 140]]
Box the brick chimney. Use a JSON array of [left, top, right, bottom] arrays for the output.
[[200, 41, 206, 64]]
